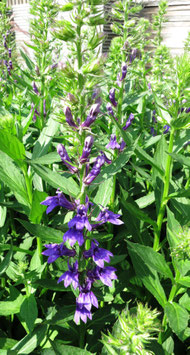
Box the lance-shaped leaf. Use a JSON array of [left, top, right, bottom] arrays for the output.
[[20, 295, 38, 333], [17, 219, 64, 243], [11, 324, 47, 354], [0, 151, 30, 210], [32, 164, 79, 197], [165, 302, 189, 340], [32, 117, 59, 159], [128, 243, 167, 307], [127, 242, 173, 280], [0, 129, 26, 167]]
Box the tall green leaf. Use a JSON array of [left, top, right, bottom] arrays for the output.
[[18, 219, 64, 243], [127, 242, 173, 280], [11, 324, 47, 354], [32, 117, 59, 159], [0, 151, 30, 210], [165, 302, 189, 340], [20, 295, 38, 333], [32, 164, 79, 197], [93, 178, 113, 206], [0, 248, 13, 275], [128, 244, 167, 307], [29, 190, 48, 224], [0, 129, 26, 167]]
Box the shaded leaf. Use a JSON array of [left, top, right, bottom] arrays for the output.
[[0, 247, 13, 275], [128, 244, 167, 307], [20, 295, 38, 333], [17, 219, 63, 243], [127, 242, 173, 279], [11, 324, 47, 354]]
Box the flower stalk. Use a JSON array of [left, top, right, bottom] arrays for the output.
[[153, 128, 175, 251]]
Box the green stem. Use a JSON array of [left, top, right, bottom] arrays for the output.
[[23, 167, 43, 263], [153, 129, 175, 251], [79, 321, 85, 348], [158, 270, 180, 344]]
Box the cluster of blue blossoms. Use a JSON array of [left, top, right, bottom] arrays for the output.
[[41, 192, 123, 324], [40, 84, 127, 323]]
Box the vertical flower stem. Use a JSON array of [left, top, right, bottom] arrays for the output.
[[153, 128, 175, 251], [22, 166, 43, 263]]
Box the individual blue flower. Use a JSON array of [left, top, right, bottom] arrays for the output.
[[64, 106, 77, 128], [120, 62, 127, 81], [119, 139, 126, 152], [129, 48, 137, 63], [57, 143, 78, 174], [109, 88, 117, 107], [74, 302, 92, 324], [83, 152, 111, 185], [163, 125, 170, 134], [63, 227, 84, 247], [41, 190, 76, 214], [80, 136, 94, 164], [42, 243, 76, 263], [106, 134, 120, 150], [94, 266, 117, 287], [106, 102, 114, 117], [150, 127, 156, 136], [58, 260, 79, 289], [68, 204, 92, 231], [82, 103, 101, 127], [96, 208, 123, 225], [123, 113, 135, 130], [186, 107, 190, 113], [83, 240, 113, 268], [77, 281, 98, 310], [32, 81, 39, 95]]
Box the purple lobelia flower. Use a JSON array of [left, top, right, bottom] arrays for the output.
[[42, 243, 76, 263], [74, 302, 92, 324], [120, 62, 127, 81], [109, 88, 117, 107], [106, 103, 114, 117], [119, 139, 126, 152], [77, 280, 98, 310], [83, 240, 113, 268], [43, 99, 46, 117], [57, 143, 78, 174], [163, 125, 170, 134], [123, 113, 135, 130], [9, 60, 12, 70], [83, 152, 111, 185], [152, 110, 157, 123], [58, 260, 79, 289], [64, 106, 77, 128], [80, 136, 94, 164], [63, 227, 84, 247], [96, 208, 123, 225], [106, 134, 120, 150], [8, 48, 12, 58], [41, 190, 76, 214], [150, 127, 156, 136], [68, 204, 92, 231], [32, 81, 40, 95], [94, 266, 117, 287], [186, 107, 190, 113], [129, 48, 137, 63], [82, 103, 101, 128]]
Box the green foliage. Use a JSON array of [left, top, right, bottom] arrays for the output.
[[0, 0, 190, 353]]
